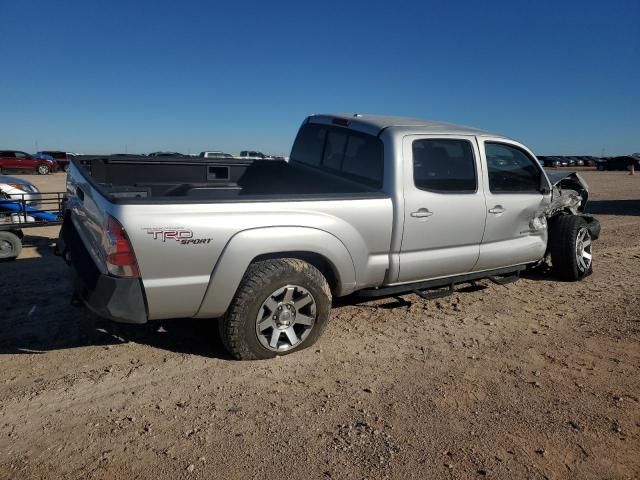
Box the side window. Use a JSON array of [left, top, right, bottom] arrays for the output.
[[412, 139, 477, 193], [485, 143, 541, 193], [290, 124, 327, 167], [15, 152, 28, 159]]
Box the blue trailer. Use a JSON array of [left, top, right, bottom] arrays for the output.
[[0, 192, 66, 260]]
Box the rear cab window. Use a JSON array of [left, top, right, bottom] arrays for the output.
[[290, 123, 384, 188]]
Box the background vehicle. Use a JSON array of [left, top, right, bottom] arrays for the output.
[[200, 151, 233, 158], [596, 155, 640, 171], [147, 151, 185, 157], [0, 150, 57, 175], [38, 151, 76, 173], [0, 174, 41, 204], [537, 156, 560, 168], [59, 114, 600, 360], [0, 176, 64, 259], [239, 150, 266, 159]]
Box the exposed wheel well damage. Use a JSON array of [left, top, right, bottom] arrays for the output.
[[546, 172, 590, 217]]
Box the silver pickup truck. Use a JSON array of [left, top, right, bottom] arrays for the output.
[[58, 114, 600, 359]]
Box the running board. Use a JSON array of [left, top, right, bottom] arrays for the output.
[[413, 284, 454, 301], [488, 271, 520, 285], [357, 265, 526, 299]]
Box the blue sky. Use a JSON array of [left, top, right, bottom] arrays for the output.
[[1, 0, 638, 156]]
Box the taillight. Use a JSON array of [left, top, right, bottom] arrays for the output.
[[104, 215, 140, 277]]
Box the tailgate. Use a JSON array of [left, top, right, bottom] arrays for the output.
[[64, 161, 114, 272]]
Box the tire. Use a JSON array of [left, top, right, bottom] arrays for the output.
[[219, 258, 332, 360], [549, 216, 593, 281], [37, 164, 50, 175], [0, 231, 22, 260]]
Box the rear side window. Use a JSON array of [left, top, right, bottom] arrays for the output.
[[291, 123, 384, 188], [485, 143, 541, 193], [412, 139, 477, 193]]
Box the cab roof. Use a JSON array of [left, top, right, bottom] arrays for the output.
[[308, 113, 502, 138]]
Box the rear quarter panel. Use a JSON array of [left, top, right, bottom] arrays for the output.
[[115, 198, 393, 319]]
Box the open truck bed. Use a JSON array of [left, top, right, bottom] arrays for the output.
[[75, 155, 385, 203]]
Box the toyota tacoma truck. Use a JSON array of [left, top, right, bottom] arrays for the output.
[[57, 114, 600, 360]]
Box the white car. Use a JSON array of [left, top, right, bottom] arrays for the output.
[[0, 175, 41, 225], [0, 174, 41, 203]]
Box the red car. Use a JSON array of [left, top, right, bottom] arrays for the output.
[[38, 151, 75, 173], [0, 150, 57, 175]]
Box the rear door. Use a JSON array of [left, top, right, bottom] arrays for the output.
[[397, 135, 486, 283], [475, 138, 551, 271]]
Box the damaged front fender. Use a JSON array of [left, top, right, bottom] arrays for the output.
[[545, 171, 600, 240], [546, 171, 590, 215]]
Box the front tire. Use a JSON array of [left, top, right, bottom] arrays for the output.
[[549, 216, 593, 281], [0, 231, 22, 260], [37, 164, 50, 175], [219, 258, 332, 360]]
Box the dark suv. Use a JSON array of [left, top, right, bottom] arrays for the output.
[[596, 155, 640, 171], [0, 150, 57, 175], [38, 151, 75, 173]]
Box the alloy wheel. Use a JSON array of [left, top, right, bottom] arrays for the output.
[[255, 285, 317, 352]]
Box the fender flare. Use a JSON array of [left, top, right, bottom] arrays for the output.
[[194, 226, 356, 318]]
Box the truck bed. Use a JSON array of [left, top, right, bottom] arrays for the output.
[[75, 155, 384, 204]]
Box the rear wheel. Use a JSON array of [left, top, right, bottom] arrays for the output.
[[597, 163, 605, 171], [0, 231, 22, 260], [37, 164, 50, 175], [219, 258, 332, 360], [549, 216, 592, 281]]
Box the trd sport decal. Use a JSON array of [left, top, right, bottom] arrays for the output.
[[143, 228, 213, 245]]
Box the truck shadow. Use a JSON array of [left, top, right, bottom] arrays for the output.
[[0, 233, 577, 358], [0, 250, 232, 359]]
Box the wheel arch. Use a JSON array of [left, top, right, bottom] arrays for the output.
[[194, 226, 356, 318]]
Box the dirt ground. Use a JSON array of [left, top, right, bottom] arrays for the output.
[[1, 170, 638, 480]]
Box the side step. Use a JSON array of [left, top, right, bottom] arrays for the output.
[[413, 284, 454, 300], [488, 271, 520, 285], [357, 265, 526, 299]]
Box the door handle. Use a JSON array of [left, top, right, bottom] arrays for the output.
[[410, 208, 433, 218], [488, 205, 505, 214]]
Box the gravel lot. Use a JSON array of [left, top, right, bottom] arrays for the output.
[[1, 170, 639, 480]]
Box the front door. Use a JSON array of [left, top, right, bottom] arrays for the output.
[[397, 135, 487, 283], [14, 151, 33, 171], [475, 139, 551, 271]]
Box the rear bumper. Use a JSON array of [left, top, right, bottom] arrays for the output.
[[58, 218, 148, 324]]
